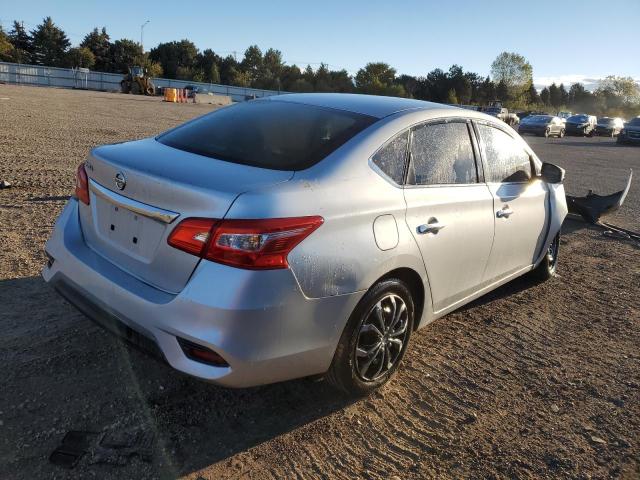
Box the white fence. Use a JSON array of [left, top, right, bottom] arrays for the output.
[[0, 61, 286, 102]]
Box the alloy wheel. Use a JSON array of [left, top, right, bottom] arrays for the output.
[[354, 294, 409, 382]]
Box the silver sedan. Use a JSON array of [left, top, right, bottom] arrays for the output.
[[43, 93, 567, 395]]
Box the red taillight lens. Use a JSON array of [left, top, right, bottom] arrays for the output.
[[168, 216, 323, 270], [75, 163, 90, 205], [167, 218, 218, 256]]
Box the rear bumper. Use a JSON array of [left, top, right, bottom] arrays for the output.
[[565, 125, 590, 135], [618, 133, 640, 144], [518, 126, 547, 135], [43, 200, 364, 387]]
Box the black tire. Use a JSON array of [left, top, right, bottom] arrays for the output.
[[530, 233, 560, 282], [326, 278, 414, 396]]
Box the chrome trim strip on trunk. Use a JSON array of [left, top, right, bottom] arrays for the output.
[[88, 179, 180, 224]]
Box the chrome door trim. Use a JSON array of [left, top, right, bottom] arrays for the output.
[[89, 179, 179, 224]]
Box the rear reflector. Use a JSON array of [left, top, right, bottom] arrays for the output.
[[168, 216, 323, 270], [75, 163, 90, 205], [177, 337, 228, 367]]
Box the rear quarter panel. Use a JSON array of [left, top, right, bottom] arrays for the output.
[[224, 112, 437, 324]]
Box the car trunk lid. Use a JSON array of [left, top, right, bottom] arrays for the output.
[[79, 138, 293, 293]]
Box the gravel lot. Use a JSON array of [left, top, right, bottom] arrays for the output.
[[1, 85, 639, 480]]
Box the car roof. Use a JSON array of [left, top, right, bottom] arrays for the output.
[[266, 93, 457, 119]]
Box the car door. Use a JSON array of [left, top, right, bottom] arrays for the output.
[[403, 119, 495, 313], [474, 121, 549, 284]]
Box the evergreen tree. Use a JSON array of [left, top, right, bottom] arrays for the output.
[[527, 83, 539, 104], [30, 17, 70, 66], [540, 87, 551, 105], [109, 39, 144, 73], [496, 79, 510, 101], [80, 27, 111, 71], [548, 83, 561, 107], [8, 21, 32, 63]]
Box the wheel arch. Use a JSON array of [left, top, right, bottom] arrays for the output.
[[374, 267, 427, 331]]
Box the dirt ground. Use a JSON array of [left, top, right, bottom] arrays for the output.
[[0, 84, 639, 480]]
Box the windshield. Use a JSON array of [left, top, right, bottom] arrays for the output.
[[598, 118, 614, 125], [158, 100, 377, 170], [567, 115, 588, 123], [485, 107, 501, 113], [527, 116, 552, 124], [627, 117, 640, 126]]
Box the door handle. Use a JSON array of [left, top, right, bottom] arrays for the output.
[[496, 206, 514, 218], [417, 221, 446, 234]]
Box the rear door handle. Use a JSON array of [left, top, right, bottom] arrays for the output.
[[496, 206, 514, 218], [417, 221, 446, 234]]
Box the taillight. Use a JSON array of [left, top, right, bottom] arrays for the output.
[[167, 218, 217, 256], [168, 216, 323, 270], [75, 163, 90, 205]]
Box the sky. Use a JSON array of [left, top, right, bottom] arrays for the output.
[[1, 0, 639, 90]]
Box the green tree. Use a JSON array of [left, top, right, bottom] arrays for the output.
[[395, 74, 419, 98], [109, 39, 144, 73], [0, 26, 12, 61], [355, 62, 404, 96], [241, 45, 263, 83], [197, 49, 222, 83], [65, 47, 95, 68], [80, 27, 111, 71], [148, 40, 198, 79], [540, 87, 550, 105], [596, 75, 640, 104], [30, 16, 70, 66], [227, 66, 251, 87], [8, 21, 32, 63], [548, 83, 561, 107], [568, 83, 590, 105], [143, 59, 163, 78], [526, 83, 539, 104], [496, 79, 510, 102], [490, 52, 533, 100], [559, 83, 569, 106], [256, 48, 284, 89], [280, 64, 302, 90]]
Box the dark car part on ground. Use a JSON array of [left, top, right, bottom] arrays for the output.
[[566, 169, 633, 224], [49, 431, 100, 469]]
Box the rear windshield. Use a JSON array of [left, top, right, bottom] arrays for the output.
[[157, 100, 377, 170], [598, 118, 614, 125], [568, 115, 588, 122], [529, 116, 552, 123], [627, 117, 640, 126]]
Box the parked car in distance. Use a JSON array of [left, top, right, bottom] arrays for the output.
[[518, 115, 565, 138], [565, 114, 597, 136], [517, 110, 549, 121], [483, 105, 520, 126], [42, 94, 568, 395], [618, 116, 640, 145], [557, 111, 573, 122], [595, 117, 625, 137]]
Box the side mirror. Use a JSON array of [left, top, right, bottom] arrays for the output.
[[541, 162, 565, 184]]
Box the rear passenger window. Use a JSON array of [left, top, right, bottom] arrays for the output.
[[408, 122, 477, 185], [478, 124, 532, 183], [371, 131, 409, 184]]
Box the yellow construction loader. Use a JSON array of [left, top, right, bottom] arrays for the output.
[[120, 66, 155, 95]]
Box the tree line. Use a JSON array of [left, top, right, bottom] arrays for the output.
[[1, 17, 638, 117]]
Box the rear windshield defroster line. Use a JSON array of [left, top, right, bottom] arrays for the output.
[[157, 100, 377, 171]]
